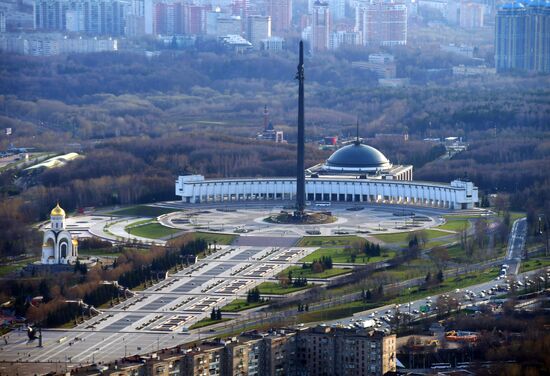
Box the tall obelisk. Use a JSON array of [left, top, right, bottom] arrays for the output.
[[295, 41, 306, 218]]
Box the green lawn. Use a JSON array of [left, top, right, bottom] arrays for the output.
[[222, 299, 269, 312], [126, 223, 181, 239], [79, 248, 122, 257], [509, 211, 526, 222], [257, 282, 313, 295], [298, 236, 366, 247], [437, 220, 469, 232], [278, 265, 352, 279], [300, 248, 395, 264], [372, 229, 451, 245], [0, 262, 29, 277], [519, 257, 550, 273], [189, 317, 231, 330], [109, 205, 180, 217], [446, 244, 467, 262]]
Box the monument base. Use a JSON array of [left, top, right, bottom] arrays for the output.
[[265, 211, 336, 225]]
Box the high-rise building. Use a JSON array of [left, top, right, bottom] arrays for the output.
[[0, 11, 5, 33], [34, 0, 126, 36], [232, 0, 249, 18], [329, 0, 346, 21], [495, 1, 550, 73], [125, 0, 152, 36], [355, 0, 407, 46], [268, 0, 292, 34], [154, 2, 184, 35], [460, 2, 484, 29], [215, 15, 242, 36], [184, 4, 208, 34], [311, 1, 330, 52], [246, 14, 271, 48]]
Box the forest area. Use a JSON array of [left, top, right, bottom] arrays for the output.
[[0, 50, 548, 257]]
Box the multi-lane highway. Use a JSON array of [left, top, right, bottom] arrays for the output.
[[334, 267, 547, 332], [505, 217, 527, 275]]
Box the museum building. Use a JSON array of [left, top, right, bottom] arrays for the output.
[[176, 140, 477, 209]]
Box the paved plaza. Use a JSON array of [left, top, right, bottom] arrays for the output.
[[1, 201, 456, 367]]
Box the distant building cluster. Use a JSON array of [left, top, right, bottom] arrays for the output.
[[71, 326, 397, 376], [0, 0, 412, 54], [303, 0, 408, 53], [495, 1, 550, 73]]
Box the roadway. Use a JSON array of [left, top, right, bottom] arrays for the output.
[[505, 217, 527, 275]]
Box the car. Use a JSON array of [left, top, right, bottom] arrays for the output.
[[412, 309, 420, 314]]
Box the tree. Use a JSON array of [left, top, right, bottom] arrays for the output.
[[247, 287, 260, 303], [429, 246, 450, 270], [312, 261, 324, 274], [365, 289, 372, 301], [436, 270, 444, 284], [425, 271, 432, 284]]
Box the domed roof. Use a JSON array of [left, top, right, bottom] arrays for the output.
[[51, 203, 65, 217], [326, 142, 390, 169]]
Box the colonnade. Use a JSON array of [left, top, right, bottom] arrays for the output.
[[176, 175, 478, 210]]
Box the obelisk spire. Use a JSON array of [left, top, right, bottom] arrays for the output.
[[295, 41, 306, 217]]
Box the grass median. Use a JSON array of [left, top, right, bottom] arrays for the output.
[[301, 248, 395, 264], [222, 299, 269, 312], [278, 265, 352, 279], [257, 282, 313, 295], [189, 317, 231, 330], [126, 222, 181, 239], [298, 236, 366, 247]]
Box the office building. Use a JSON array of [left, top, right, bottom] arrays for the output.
[[495, 1, 550, 73]]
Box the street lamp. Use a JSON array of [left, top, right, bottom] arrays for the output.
[[538, 214, 549, 257]]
